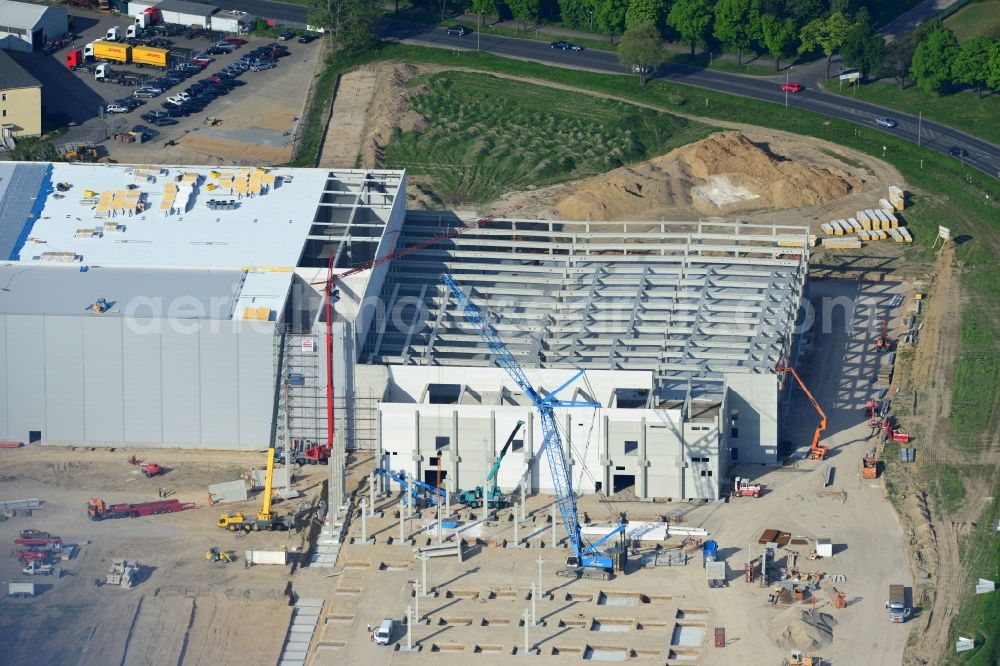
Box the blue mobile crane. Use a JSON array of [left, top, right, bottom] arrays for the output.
[[443, 274, 627, 580], [376, 467, 446, 508]]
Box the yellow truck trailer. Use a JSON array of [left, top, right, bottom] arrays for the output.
[[132, 46, 168, 68], [92, 40, 130, 63]]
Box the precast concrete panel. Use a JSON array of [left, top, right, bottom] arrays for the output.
[[123, 322, 164, 444], [237, 324, 275, 448], [44, 316, 84, 441], [199, 329, 239, 445], [83, 317, 124, 442], [161, 326, 201, 445], [4, 316, 47, 441], [0, 316, 7, 437]]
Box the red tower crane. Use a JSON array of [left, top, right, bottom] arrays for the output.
[[776, 364, 829, 460], [314, 205, 521, 452]]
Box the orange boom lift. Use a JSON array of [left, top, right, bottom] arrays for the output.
[[776, 364, 829, 460]]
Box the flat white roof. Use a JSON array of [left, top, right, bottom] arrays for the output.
[[19, 163, 330, 269], [0, 0, 55, 28]]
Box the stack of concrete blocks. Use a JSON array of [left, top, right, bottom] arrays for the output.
[[277, 597, 324, 666]]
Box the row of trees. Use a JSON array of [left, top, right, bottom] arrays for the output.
[[910, 28, 1000, 97]]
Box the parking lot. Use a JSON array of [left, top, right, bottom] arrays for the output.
[[10, 9, 322, 164]]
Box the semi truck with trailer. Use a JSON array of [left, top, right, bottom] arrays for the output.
[[87, 498, 194, 520]]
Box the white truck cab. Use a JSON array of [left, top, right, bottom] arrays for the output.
[[374, 618, 393, 645]]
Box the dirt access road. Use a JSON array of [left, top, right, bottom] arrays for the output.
[[0, 446, 328, 666]]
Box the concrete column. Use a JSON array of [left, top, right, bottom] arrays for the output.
[[361, 499, 368, 542], [406, 605, 413, 651], [413, 580, 420, 623], [484, 413, 496, 523], [420, 552, 428, 596], [520, 480, 527, 521], [524, 412, 534, 491], [399, 504, 405, 543], [513, 506, 520, 546], [530, 582, 537, 625], [369, 471, 376, 510], [449, 410, 460, 494], [436, 503, 442, 544], [445, 487, 450, 516], [638, 417, 650, 499], [601, 414, 611, 494], [412, 411, 422, 488], [523, 608, 530, 655], [537, 556, 544, 597], [551, 503, 557, 547]]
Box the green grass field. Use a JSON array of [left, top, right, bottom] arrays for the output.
[[944, 0, 1000, 41], [828, 80, 1000, 146], [383, 71, 710, 204]]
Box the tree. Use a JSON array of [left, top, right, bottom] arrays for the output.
[[760, 13, 796, 71], [508, 0, 541, 30], [989, 39, 1000, 91], [841, 21, 885, 79], [667, 0, 714, 55], [308, 0, 381, 51], [471, 0, 501, 21], [951, 35, 995, 98], [595, 0, 629, 44], [713, 0, 762, 65], [618, 21, 662, 85], [798, 11, 851, 78], [910, 27, 960, 94], [877, 38, 914, 90], [625, 0, 666, 32], [558, 0, 593, 31]]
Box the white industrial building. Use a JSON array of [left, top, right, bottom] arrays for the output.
[[0, 0, 68, 52], [0, 159, 809, 501]]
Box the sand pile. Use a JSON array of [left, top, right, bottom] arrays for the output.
[[768, 608, 838, 651], [553, 131, 866, 221]]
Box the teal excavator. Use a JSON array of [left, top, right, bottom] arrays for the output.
[[456, 421, 525, 509]]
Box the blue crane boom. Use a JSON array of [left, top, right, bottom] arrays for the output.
[[443, 274, 626, 577], [376, 467, 445, 507]]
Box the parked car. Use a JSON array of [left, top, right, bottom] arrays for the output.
[[205, 46, 229, 55], [278, 31, 295, 40], [949, 146, 969, 157], [874, 117, 898, 128], [298, 34, 317, 43], [780, 82, 804, 92], [141, 110, 168, 122], [225, 37, 248, 46], [212, 41, 237, 51], [120, 97, 144, 110], [105, 103, 128, 114], [549, 40, 583, 51], [446, 25, 471, 36], [190, 55, 214, 65], [250, 60, 275, 71], [133, 88, 161, 98], [150, 116, 178, 126]]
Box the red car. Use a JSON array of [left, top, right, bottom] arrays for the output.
[[780, 82, 804, 93], [225, 38, 248, 46], [190, 56, 212, 66]]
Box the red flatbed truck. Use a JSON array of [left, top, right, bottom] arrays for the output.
[[87, 498, 194, 520]]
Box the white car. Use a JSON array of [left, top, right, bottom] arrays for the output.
[[105, 103, 128, 114], [165, 93, 190, 106], [874, 117, 898, 128]]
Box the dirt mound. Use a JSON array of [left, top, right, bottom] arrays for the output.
[[553, 131, 867, 221], [768, 608, 837, 651], [363, 63, 429, 168]]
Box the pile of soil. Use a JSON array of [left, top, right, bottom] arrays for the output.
[[362, 63, 429, 168], [768, 608, 838, 651], [553, 131, 867, 221]]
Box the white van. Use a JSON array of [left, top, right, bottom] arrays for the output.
[[374, 618, 393, 645]]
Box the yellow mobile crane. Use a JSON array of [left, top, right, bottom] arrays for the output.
[[217, 444, 293, 532]]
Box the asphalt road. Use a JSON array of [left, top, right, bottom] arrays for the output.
[[208, 0, 999, 179], [385, 21, 999, 180]]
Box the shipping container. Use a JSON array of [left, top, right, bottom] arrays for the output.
[[132, 46, 168, 68], [93, 41, 131, 63]]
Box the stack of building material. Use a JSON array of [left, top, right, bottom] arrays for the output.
[[874, 355, 894, 389], [822, 237, 863, 249], [889, 185, 905, 210]]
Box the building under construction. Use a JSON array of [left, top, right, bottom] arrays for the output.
[[0, 161, 809, 500]]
